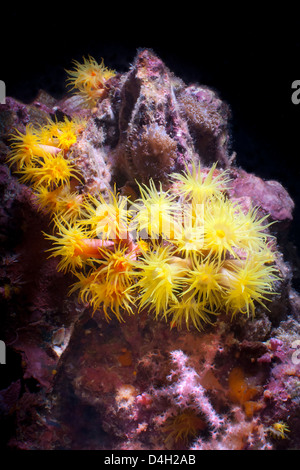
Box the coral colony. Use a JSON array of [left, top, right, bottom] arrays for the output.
[[0, 49, 299, 450]]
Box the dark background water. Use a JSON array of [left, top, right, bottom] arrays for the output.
[[2, 6, 300, 280]]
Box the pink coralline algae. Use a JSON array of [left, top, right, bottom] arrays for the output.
[[229, 169, 295, 222], [0, 48, 300, 451], [158, 350, 223, 430]]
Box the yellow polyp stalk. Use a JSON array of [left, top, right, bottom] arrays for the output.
[[37, 144, 62, 155]]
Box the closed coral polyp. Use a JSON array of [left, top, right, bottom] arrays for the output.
[[164, 411, 206, 445]]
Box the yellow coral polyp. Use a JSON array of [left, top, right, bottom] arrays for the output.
[[55, 188, 86, 222], [219, 258, 278, 318], [269, 421, 290, 439], [173, 225, 204, 256], [203, 197, 244, 259], [7, 124, 47, 169], [173, 204, 205, 255], [132, 179, 179, 239], [67, 243, 136, 322], [57, 129, 77, 150], [66, 56, 116, 106], [134, 245, 189, 319], [91, 277, 134, 321], [95, 244, 135, 290], [41, 116, 86, 150], [35, 185, 86, 222], [18, 152, 81, 189], [70, 267, 134, 322], [44, 218, 103, 273], [171, 161, 230, 204], [237, 206, 275, 253], [184, 255, 223, 311], [167, 292, 217, 331], [80, 190, 131, 241], [35, 186, 65, 215]]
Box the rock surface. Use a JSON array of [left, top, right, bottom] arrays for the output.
[[0, 49, 299, 450]]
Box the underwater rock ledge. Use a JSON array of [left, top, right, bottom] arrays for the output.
[[0, 48, 299, 450]]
